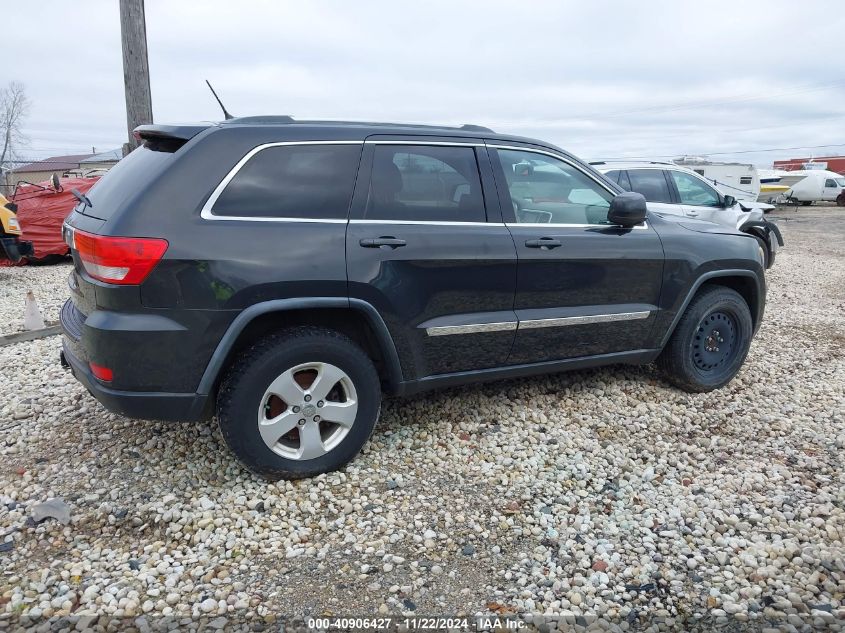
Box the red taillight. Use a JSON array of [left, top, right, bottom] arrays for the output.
[[72, 229, 168, 285], [89, 362, 114, 382]]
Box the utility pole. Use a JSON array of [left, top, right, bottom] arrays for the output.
[[119, 0, 153, 156]]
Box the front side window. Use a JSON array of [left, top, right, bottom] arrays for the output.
[[825, 178, 837, 187], [211, 144, 361, 218], [669, 170, 721, 207], [364, 145, 485, 222], [627, 169, 673, 204], [498, 149, 612, 225]]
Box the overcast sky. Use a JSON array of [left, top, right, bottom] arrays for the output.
[[4, 0, 844, 167]]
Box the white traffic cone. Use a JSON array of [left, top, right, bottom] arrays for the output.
[[23, 290, 45, 331]]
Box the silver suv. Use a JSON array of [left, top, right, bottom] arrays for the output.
[[592, 161, 782, 268]]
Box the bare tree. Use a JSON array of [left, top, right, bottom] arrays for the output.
[[0, 81, 31, 178]]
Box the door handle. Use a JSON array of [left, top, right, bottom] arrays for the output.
[[525, 237, 562, 249], [686, 211, 699, 217], [359, 236, 407, 249]]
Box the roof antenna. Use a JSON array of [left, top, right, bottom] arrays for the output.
[[205, 79, 233, 120]]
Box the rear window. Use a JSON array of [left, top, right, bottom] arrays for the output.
[[627, 169, 673, 203], [81, 146, 173, 220], [211, 144, 361, 219]]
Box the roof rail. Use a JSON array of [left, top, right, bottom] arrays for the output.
[[459, 124, 494, 133], [590, 159, 674, 166], [225, 115, 295, 124]]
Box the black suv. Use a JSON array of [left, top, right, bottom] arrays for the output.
[[60, 117, 766, 479]]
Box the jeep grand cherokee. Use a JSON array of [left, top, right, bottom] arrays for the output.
[[60, 117, 766, 479]]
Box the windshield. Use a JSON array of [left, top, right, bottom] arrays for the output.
[[836, 178, 845, 187]]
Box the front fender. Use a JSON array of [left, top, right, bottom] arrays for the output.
[[743, 220, 784, 247], [658, 269, 765, 348]]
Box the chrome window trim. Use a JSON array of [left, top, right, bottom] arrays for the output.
[[426, 321, 517, 336], [490, 144, 648, 230], [519, 311, 651, 330], [350, 219, 503, 227], [425, 311, 651, 336], [200, 140, 364, 222], [509, 222, 648, 229], [364, 140, 482, 147], [200, 215, 349, 223]]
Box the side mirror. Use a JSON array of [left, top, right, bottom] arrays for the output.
[[512, 160, 534, 177], [608, 191, 647, 227], [722, 194, 736, 208]]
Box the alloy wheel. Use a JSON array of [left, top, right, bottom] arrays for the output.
[[256, 362, 358, 460]]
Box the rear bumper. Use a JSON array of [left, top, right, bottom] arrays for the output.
[[0, 237, 34, 262], [61, 342, 212, 422]]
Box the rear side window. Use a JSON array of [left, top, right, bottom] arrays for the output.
[[365, 145, 485, 222], [627, 169, 673, 203], [211, 144, 361, 219]]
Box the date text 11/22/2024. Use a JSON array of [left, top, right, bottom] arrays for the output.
[[305, 616, 526, 630]]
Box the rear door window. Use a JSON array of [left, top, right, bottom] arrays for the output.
[[364, 145, 486, 222], [211, 144, 362, 219], [627, 169, 673, 203]]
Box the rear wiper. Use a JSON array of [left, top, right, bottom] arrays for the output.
[[71, 188, 93, 209]]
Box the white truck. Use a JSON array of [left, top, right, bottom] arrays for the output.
[[783, 169, 845, 206]]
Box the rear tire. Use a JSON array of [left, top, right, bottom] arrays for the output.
[[217, 327, 381, 480], [657, 286, 753, 393]]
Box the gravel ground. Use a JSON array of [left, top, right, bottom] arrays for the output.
[[0, 209, 843, 630], [0, 261, 72, 331]]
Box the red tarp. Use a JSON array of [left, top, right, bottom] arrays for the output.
[[10, 177, 100, 262]]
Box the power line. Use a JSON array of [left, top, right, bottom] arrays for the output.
[[567, 78, 845, 122], [594, 142, 845, 161]]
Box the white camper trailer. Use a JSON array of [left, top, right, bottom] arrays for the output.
[[673, 157, 760, 203], [785, 170, 845, 205]]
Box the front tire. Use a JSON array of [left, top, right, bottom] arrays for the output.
[[751, 234, 774, 269], [217, 327, 381, 479], [657, 286, 753, 393]]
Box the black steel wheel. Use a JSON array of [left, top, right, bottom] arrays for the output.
[[658, 285, 753, 392]]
